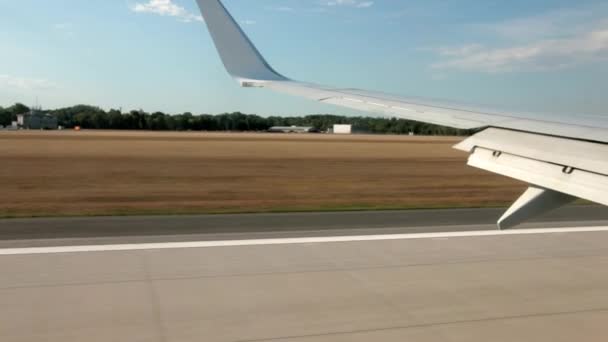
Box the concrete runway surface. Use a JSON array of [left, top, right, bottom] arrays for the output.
[[2, 207, 608, 341]]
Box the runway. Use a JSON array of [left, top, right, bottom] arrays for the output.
[[2, 207, 608, 341], [1, 205, 607, 248]]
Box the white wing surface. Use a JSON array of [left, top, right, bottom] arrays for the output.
[[195, 0, 608, 228]]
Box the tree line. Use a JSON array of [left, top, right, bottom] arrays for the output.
[[0, 103, 474, 136]]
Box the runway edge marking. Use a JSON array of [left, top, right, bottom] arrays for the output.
[[1, 226, 608, 255]]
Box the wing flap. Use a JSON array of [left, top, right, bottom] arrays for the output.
[[468, 146, 608, 206], [457, 128, 608, 210], [455, 128, 608, 176]]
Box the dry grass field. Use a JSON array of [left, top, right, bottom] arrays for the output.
[[0, 130, 524, 218]]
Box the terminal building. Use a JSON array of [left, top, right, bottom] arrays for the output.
[[17, 110, 58, 130]]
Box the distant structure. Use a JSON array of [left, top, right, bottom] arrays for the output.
[[332, 124, 352, 134], [268, 125, 316, 133], [17, 108, 58, 130]]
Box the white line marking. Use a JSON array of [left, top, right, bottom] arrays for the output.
[[1, 226, 607, 256]]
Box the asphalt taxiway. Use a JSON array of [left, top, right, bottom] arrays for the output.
[[0, 205, 607, 248]]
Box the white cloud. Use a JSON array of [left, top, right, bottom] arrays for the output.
[[430, 5, 608, 73], [53, 23, 72, 30], [268, 6, 295, 12], [131, 0, 203, 23], [325, 0, 374, 9], [0, 75, 58, 91], [479, 8, 596, 41], [433, 28, 608, 73], [433, 44, 484, 57], [268, 0, 373, 14], [53, 22, 76, 39]]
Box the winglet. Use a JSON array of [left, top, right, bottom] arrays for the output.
[[195, 0, 288, 85]]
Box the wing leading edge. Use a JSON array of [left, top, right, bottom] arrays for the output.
[[195, 0, 608, 228]]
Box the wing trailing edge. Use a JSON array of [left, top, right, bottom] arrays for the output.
[[456, 128, 608, 226]]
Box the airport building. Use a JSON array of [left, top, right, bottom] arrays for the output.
[[268, 126, 316, 133], [17, 110, 58, 130], [332, 124, 352, 134]]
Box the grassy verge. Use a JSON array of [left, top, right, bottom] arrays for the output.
[[0, 130, 536, 219]]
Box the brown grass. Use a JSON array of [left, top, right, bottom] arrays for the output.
[[0, 130, 525, 218]]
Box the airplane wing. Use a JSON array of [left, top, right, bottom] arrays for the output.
[[195, 0, 608, 229]]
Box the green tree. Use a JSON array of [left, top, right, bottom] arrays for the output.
[[9, 103, 30, 115], [4, 102, 474, 136], [0, 106, 9, 126]]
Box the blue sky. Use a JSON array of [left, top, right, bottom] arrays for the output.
[[1, 0, 607, 116]]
